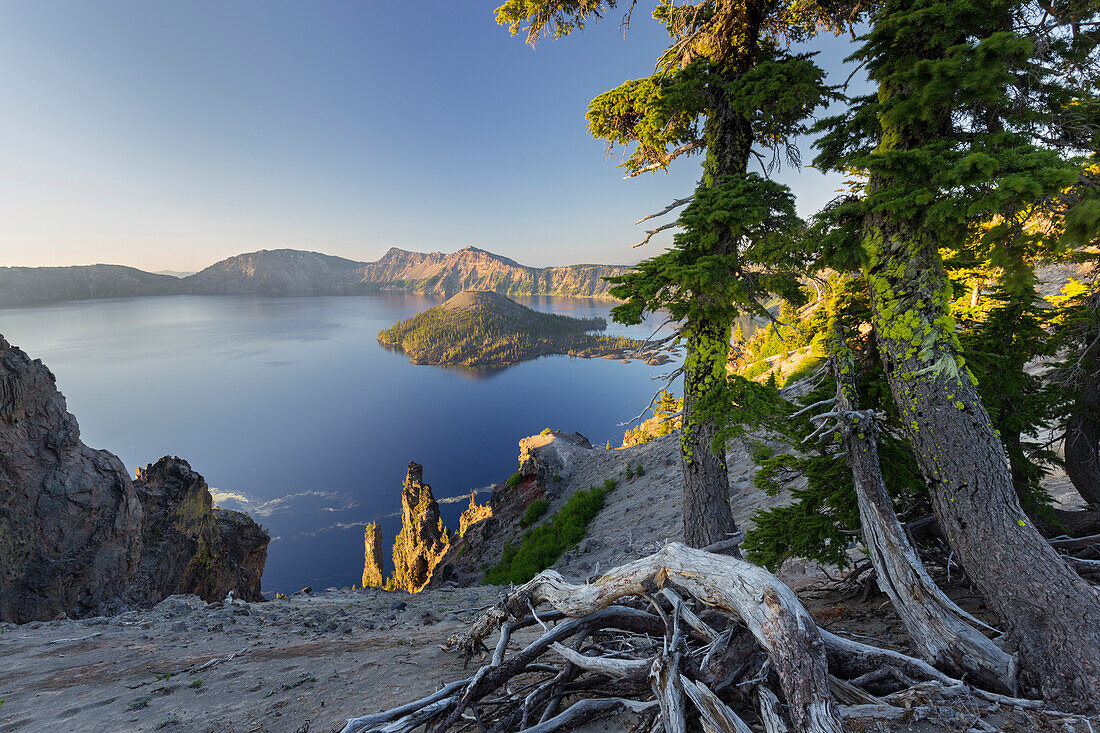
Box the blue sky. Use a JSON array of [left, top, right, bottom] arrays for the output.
[[0, 1, 864, 271]]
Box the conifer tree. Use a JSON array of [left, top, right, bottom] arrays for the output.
[[496, 0, 839, 547], [814, 0, 1100, 706]]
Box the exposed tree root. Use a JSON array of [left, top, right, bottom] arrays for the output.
[[823, 344, 1017, 694], [340, 544, 1100, 732]]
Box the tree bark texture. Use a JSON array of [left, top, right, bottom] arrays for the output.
[[827, 315, 1017, 693], [863, 218, 1100, 710], [474, 543, 846, 733], [679, 63, 755, 548], [681, 317, 740, 548]]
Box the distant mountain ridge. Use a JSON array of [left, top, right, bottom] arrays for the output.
[[0, 247, 629, 307], [0, 265, 183, 307]]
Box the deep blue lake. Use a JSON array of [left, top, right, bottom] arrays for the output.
[[0, 294, 677, 593]]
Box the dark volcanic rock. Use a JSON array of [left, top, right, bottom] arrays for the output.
[[391, 462, 448, 593], [0, 336, 268, 622], [0, 335, 144, 622], [132, 457, 268, 604]]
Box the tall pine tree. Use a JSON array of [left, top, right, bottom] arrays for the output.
[[815, 0, 1100, 707], [496, 0, 839, 547]]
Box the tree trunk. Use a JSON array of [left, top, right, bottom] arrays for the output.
[[678, 61, 754, 548], [863, 219, 1100, 710], [1065, 284, 1100, 507], [1065, 414, 1100, 507], [827, 312, 1017, 693], [681, 317, 739, 547]]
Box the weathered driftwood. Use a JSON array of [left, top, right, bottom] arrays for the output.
[[828, 323, 1017, 693], [345, 544, 1100, 733], [681, 676, 753, 733], [757, 686, 791, 733], [448, 543, 845, 733]]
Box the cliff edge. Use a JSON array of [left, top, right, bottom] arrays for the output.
[[0, 335, 268, 622]]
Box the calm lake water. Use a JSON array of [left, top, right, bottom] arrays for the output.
[[0, 294, 678, 593]]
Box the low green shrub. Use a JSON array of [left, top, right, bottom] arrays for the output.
[[742, 360, 771, 381], [506, 472, 522, 489], [484, 483, 611, 585], [519, 498, 550, 528]]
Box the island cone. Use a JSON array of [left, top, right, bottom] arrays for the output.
[[377, 290, 651, 367]]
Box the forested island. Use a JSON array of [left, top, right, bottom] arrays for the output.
[[377, 290, 657, 366]]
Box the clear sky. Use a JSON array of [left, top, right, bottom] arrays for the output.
[[0, 1, 863, 271]]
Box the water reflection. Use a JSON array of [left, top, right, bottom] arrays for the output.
[[0, 294, 679, 592]]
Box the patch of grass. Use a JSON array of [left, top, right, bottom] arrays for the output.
[[484, 481, 614, 586], [635, 464, 645, 477], [552, 473, 562, 482], [127, 697, 151, 711], [154, 672, 173, 682], [540, 428, 553, 436], [519, 499, 550, 528], [190, 679, 203, 689]]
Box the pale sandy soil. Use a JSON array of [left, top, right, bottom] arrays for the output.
[[0, 587, 506, 733], [3, 393, 1094, 732]]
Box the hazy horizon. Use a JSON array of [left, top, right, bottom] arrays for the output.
[[0, 2, 865, 273]]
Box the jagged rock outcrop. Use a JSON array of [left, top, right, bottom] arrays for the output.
[[0, 335, 145, 622], [391, 462, 449, 592], [517, 430, 594, 484], [0, 336, 268, 622], [459, 493, 493, 538], [131, 457, 268, 604], [362, 522, 384, 588], [430, 431, 595, 588]]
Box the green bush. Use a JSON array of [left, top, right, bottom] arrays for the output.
[[506, 472, 522, 489], [625, 465, 635, 480], [484, 484, 610, 585], [742, 360, 771, 381], [520, 498, 550, 528], [635, 464, 645, 477]]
